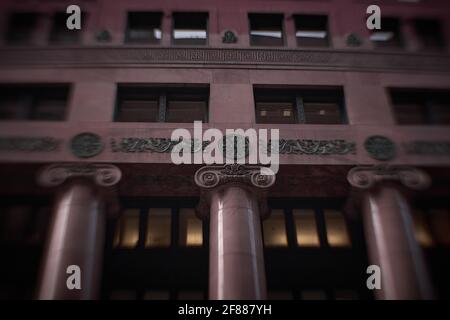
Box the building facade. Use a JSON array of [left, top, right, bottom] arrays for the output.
[[0, 0, 450, 300]]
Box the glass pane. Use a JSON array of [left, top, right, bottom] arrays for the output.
[[146, 208, 171, 247], [293, 209, 320, 247], [249, 14, 284, 46], [33, 99, 66, 121], [126, 12, 162, 44], [143, 290, 170, 300], [256, 102, 295, 124], [393, 103, 427, 125], [179, 208, 203, 246], [371, 18, 402, 48], [303, 102, 342, 124], [301, 290, 327, 300], [114, 209, 140, 248], [295, 15, 328, 47], [166, 100, 206, 123], [173, 13, 208, 45], [263, 209, 288, 247], [117, 100, 159, 122], [6, 13, 37, 44], [49, 13, 81, 44], [429, 209, 450, 246], [412, 210, 434, 247], [324, 210, 351, 247], [430, 104, 450, 125]]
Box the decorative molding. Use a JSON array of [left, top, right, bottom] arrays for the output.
[[346, 33, 362, 47], [1, 47, 449, 73], [95, 30, 112, 43], [70, 132, 104, 158], [404, 141, 450, 156], [278, 139, 356, 155], [364, 135, 396, 161], [347, 165, 431, 190], [38, 163, 122, 187], [110, 137, 356, 156], [194, 164, 276, 189], [0, 137, 61, 152], [222, 30, 238, 43]]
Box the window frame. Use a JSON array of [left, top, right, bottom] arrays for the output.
[[124, 11, 163, 44], [114, 84, 209, 123], [254, 86, 347, 125], [248, 13, 286, 47], [171, 12, 209, 46]]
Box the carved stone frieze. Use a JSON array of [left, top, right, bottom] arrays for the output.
[[0, 137, 60, 152]]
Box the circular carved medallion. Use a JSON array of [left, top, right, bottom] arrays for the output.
[[364, 135, 396, 161], [70, 132, 104, 158]]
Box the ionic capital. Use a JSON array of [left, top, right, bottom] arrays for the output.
[[37, 163, 122, 187], [347, 165, 430, 190], [194, 164, 275, 190]]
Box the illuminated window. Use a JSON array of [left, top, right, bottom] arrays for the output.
[[412, 210, 434, 247], [263, 209, 288, 247], [429, 209, 450, 246], [324, 210, 351, 247], [249, 13, 284, 46], [146, 208, 171, 247], [293, 209, 320, 247], [113, 209, 140, 248], [179, 208, 203, 246]]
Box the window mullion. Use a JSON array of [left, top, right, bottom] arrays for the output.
[[159, 91, 167, 122], [295, 95, 306, 124]]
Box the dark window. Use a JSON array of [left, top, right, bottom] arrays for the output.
[[249, 13, 284, 46], [172, 12, 208, 45], [5, 12, 37, 45], [294, 14, 329, 47], [125, 12, 162, 44], [49, 12, 82, 44], [370, 17, 402, 49], [254, 87, 346, 124], [390, 89, 450, 125], [0, 85, 69, 121], [414, 19, 445, 51], [115, 85, 208, 123]]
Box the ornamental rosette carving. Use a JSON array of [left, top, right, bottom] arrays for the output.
[[38, 163, 122, 187], [194, 164, 275, 189], [347, 165, 430, 190]]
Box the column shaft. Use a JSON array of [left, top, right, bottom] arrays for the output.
[[362, 184, 433, 299], [37, 182, 105, 300], [209, 185, 267, 300]]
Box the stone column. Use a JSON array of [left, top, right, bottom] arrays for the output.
[[347, 166, 434, 300], [195, 164, 275, 300], [36, 164, 121, 300]]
